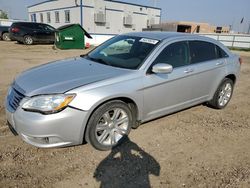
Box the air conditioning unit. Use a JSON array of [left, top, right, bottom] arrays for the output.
[[123, 15, 133, 26], [94, 11, 106, 23]]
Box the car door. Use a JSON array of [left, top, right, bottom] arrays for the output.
[[186, 40, 228, 101], [34, 24, 54, 43], [31, 24, 46, 42], [42, 24, 55, 42], [142, 40, 194, 121]]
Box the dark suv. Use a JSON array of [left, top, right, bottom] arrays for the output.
[[9, 22, 55, 45]]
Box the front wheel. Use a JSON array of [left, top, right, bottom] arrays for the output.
[[208, 78, 234, 109], [87, 101, 133, 150]]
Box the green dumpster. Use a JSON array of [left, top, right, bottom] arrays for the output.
[[55, 24, 92, 49]]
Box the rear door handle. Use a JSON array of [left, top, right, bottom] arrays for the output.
[[184, 69, 194, 73]]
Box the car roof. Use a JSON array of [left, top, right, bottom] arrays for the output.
[[124, 31, 232, 57], [124, 31, 204, 41], [12, 22, 46, 25]]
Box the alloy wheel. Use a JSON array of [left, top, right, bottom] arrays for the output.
[[218, 83, 232, 107], [24, 36, 33, 45], [95, 108, 129, 146]]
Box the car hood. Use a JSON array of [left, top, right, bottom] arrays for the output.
[[13, 57, 130, 97]]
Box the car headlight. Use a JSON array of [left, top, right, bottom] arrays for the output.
[[22, 94, 76, 114]]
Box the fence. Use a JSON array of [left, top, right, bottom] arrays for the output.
[[200, 33, 250, 49], [85, 32, 250, 47]]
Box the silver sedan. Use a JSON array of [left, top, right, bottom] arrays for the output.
[[5, 32, 241, 150]]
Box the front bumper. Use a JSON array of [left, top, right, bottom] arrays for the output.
[[5, 101, 88, 148]]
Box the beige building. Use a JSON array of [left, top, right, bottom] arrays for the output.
[[144, 21, 230, 34]]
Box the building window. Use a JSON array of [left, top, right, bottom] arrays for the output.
[[40, 13, 43, 23], [196, 25, 200, 33], [65, 10, 70, 23], [47, 12, 51, 23], [55, 11, 60, 23], [31, 14, 36, 22]]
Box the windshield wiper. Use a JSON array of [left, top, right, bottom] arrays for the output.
[[86, 56, 110, 66]]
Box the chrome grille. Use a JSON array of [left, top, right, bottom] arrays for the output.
[[7, 87, 25, 111]]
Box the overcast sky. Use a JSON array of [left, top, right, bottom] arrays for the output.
[[0, 0, 250, 32]]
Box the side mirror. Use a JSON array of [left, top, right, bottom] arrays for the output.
[[152, 63, 173, 74]]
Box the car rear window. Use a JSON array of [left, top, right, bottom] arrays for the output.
[[189, 41, 217, 64], [215, 45, 229, 58]]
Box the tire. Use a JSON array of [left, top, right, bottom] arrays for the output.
[[208, 78, 234, 109], [87, 100, 133, 150], [2, 33, 10, 41], [23, 35, 34, 45]]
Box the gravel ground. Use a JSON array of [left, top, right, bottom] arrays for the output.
[[0, 41, 249, 188]]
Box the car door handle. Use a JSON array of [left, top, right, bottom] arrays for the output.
[[184, 69, 194, 73], [216, 62, 224, 66]]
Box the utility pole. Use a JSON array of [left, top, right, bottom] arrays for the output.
[[229, 25, 232, 32], [248, 22, 250, 34]]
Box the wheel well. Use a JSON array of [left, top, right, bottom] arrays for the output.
[[83, 97, 139, 143], [225, 74, 236, 84]]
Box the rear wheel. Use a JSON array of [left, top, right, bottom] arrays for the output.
[[23, 35, 34, 45], [87, 101, 133, 150], [2, 33, 10, 41], [208, 78, 234, 109]]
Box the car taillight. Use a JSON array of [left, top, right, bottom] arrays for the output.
[[11, 27, 20, 33], [239, 57, 243, 65]]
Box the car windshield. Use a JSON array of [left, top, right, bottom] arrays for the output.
[[86, 35, 159, 70]]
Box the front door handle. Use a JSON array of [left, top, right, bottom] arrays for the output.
[[184, 69, 194, 73]]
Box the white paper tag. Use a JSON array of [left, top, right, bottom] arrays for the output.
[[64, 37, 73, 40], [139, 38, 159, 45]]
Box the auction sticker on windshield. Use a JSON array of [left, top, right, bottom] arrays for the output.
[[139, 38, 159, 45]]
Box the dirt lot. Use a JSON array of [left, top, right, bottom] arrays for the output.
[[0, 41, 249, 188]]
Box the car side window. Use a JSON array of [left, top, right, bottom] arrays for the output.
[[189, 41, 217, 64], [28, 24, 40, 30], [215, 45, 229, 59], [153, 41, 189, 68], [23, 23, 35, 29], [37, 24, 46, 30]]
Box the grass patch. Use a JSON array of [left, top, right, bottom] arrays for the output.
[[228, 47, 250, 52]]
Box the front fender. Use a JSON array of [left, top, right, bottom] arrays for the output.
[[66, 77, 144, 120]]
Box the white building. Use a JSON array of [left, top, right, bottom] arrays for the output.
[[27, 0, 161, 45]]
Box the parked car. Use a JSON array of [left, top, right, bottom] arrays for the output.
[[9, 22, 55, 45], [5, 32, 241, 150], [0, 26, 10, 41]]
